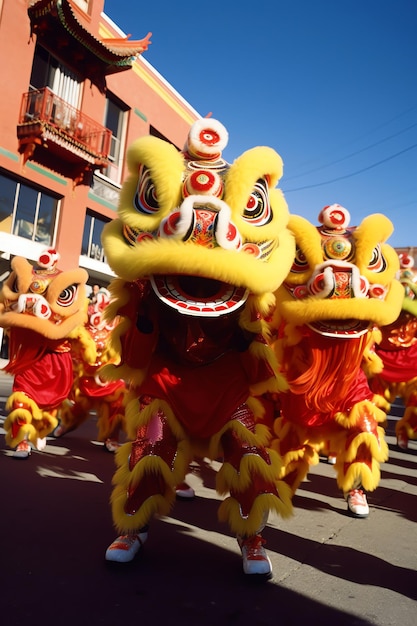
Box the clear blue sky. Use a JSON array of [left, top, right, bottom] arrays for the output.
[[104, 0, 417, 248]]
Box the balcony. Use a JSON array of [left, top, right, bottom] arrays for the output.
[[17, 88, 112, 185]]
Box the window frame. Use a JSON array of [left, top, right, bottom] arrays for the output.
[[0, 171, 60, 247], [101, 93, 129, 184], [81, 210, 110, 264]]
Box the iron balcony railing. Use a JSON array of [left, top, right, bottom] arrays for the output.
[[18, 87, 112, 159]]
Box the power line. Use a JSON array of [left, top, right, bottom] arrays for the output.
[[285, 122, 417, 181], [287, 102, 417, 175], [283, 143, 417, 192]]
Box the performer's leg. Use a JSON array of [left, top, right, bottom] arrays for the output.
[[105, 396, 190, 563], [334, 400, 389, 518], [54, 397, 88, 437], [396, 386, 417, 449], [270, 416, 319, 495], [4, 392, 58, 458], [96, 387, 127, 453], [216, 403, 292, 577]]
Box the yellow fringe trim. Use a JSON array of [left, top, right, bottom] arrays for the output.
[[5, 420, 36, 447], [372, 393, 391, 413], [334, 400, 387, 429], [110, 404, 191, 532], [111, 485, 174, 534], [216, 447, 282, 495], [342, 427, 389, 464], [4, 392, 58, 445], [5, 391, 42, 419], [113, 442, 190, 494], [218, 488, 293, 537], [335, 456, 382, 493], [208, 415, 268, 461], [279, 456, 313, 494]]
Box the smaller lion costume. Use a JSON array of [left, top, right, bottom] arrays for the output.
[[367, 253, 417, 449], [0, 249, 88, 458], [101, 118, 296, 577], [55, 287, 127, 452], [269, 205, 403, 517]]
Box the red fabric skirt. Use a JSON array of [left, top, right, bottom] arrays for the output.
[[376, 343, 417, 382], [140, 351, 250, 439], [13, 351, 74, 410], [78, 376, 125, 398]]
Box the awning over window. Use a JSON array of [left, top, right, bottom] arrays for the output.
[[28, 0, 152, 92]]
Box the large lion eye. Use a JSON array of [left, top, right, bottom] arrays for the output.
[[242, 179, 272, 226], [57, 285, 78, 307], [290, 246, 309, 273], [368, 244, 386, 273], [133, 164, 159, 215]]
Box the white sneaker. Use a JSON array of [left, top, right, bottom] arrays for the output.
[[397, 429, 408, 450], [105, 532, 148, 563], [346, 488, 369, 518], [237, 534, 272, 577], [54, 423, 68, 437], [175, 482, 195, 499], [36, 437, 47, 451], [104, 439, 121, 453], [13, 440, 31, 459]]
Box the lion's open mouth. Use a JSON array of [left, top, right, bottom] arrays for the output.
[[308, 319, 370, 338], [150, 275, 248, 316]]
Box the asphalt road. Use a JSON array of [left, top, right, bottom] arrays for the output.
[[0, 369, 416, 626]]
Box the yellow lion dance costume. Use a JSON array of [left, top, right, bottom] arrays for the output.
[[0, 249, 88, 458], [101, 118, 295, 577], [54, 287, 127, 452], [367, 252, 417, 450], [269, 205, 403, 518]]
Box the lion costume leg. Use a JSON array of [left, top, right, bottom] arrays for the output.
[[95, 387, 127, 453], [270, 415, 321, 495], [395, 381, 417, 450], [4, 391, 58, 458], [333, 400, 389, 517], [54, 396, 89, 438], [105, 395, 191, 563], [215, 403, 293, 576]]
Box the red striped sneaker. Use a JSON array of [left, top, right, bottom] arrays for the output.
[[105, 531, 148, 563], [346, 488, 369, 518], [13, 440, 31, 459], [237, 534, 272, 577]]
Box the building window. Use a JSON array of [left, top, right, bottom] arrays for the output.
[[82, 211, 109, 262], [30, 44, 81, 108], [0, 172, 58, 245], [102, 94, 128, 183], [150, 125, 179, 149], [0, 175, 17, 234], [72, 0, 90, 14]]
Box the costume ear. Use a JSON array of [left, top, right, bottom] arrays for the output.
[[119, 135, 184, 233]]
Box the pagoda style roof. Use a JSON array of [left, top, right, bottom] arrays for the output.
[[27, 0, 152, 92]]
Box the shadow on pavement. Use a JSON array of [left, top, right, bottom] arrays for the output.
[[0, 414, 414, 626]]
